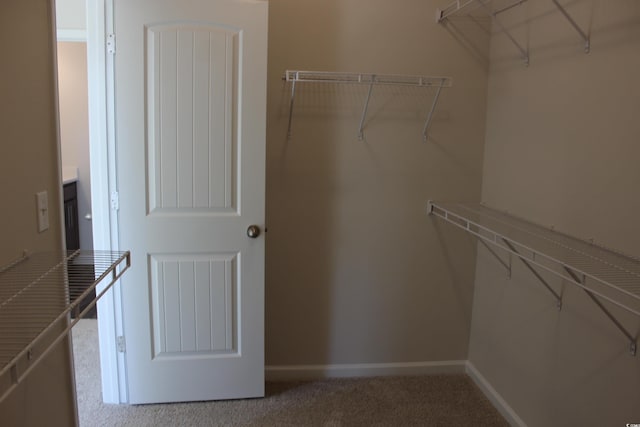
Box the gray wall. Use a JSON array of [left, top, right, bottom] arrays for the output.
[[470, 0, 640, 425], [0, 0, 76, 425], [265, 0, 490, 368]]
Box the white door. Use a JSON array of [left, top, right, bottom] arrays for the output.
[[113, 0, 267, 404]]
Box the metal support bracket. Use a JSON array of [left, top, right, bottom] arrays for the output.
[[551, 0, 590, 53], [477, 0, 529, 65], [423, 80, 446, 141], [493, 0, 527, 15], [564, 267, 637, 356], [430, 200, 511, 281], [503, 239, 562, 309], [358, 81, 375, 140], [286, 77, 297, 139], [437, 0, 529, 65], [479, 239, 512, 278]]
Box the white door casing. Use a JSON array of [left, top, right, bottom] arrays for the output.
[[113, 0, 267, 404]]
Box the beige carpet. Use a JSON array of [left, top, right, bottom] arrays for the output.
[[72, 320, 508, 427]]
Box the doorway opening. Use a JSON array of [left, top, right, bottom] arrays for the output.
[[56, 18, 109, 420]]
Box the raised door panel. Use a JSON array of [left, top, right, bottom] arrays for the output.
[[146, 24, 238, 214]]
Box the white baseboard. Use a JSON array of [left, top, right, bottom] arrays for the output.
[[265, 360, 467, 381], [465, 361, 527, 427]]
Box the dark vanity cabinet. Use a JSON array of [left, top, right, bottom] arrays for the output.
[[63, 181, 97, 317], [63, 181, 80, 250]]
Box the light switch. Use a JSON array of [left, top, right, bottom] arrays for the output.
[[36, 191, 49, 232]]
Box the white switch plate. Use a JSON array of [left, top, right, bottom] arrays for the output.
[[36, 191, 49, 232]]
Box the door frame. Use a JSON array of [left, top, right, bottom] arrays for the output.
[[86, 0, 128, 404]]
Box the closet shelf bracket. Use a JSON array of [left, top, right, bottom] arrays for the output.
[[358, 81, 375, 141], [551, 0, 590, 53], [286, 79, 297, 139], [427, 201, 640, 355], [283, 70, 452, 141], [478, 239, 512, 278], [503, 238, 562, 309], [563, 267, 636, 356], [436, 0, 529, 65]]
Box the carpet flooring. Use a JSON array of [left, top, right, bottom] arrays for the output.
[[71, 320, 508, 427]]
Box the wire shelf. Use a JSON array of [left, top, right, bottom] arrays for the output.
[[284, 70, 453, 88], [436, 0, 590, 63], [428, 202, 640, 316], [436, 0, 528, 22], [283, 70, 452, 141], [0, 250, 130, 402]]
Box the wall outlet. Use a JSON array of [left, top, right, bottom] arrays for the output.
[[36, 191, 49, 232]]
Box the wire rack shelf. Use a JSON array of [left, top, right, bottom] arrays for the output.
[[0, 250, 131, 402], [436, 0, 590, 64], [283, 70, 452, 141], [428, 201, 640, 355]]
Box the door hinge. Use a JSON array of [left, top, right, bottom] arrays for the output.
[[117, 336, 126, 353], [110, 191, 119, 211], [107, 33, 116, 54]]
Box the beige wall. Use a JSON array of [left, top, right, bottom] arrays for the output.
[[265, 0, 489, 366], [0, 0, 76, 425], [470, 0, 640, 425], [57, 41, 93, 250]]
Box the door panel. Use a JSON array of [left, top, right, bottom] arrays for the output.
[[114, 0, 267, 404], [147, 23, 238, 213], [149, 253, 237, 357]]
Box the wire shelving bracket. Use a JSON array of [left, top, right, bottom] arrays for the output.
[[427, 201, 640, 356], [283, 70, 453, 141], [0, 250, 131, 402], [436, 0, 530, 65], [551, 0, 590, 53]]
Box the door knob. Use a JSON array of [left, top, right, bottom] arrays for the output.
[[247, 225, 261, 238]]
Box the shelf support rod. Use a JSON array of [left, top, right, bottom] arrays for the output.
[[551, 0, 590, 53], [502, 239, 562, 308], [358, 80, 375, 140], [564, 267, 636, 356], [477, 0, 529, 65], [423, 80, 446, 141], [478, 239, 512, 278], [493, 0, 527, 16], [286, 78, 297, 139]]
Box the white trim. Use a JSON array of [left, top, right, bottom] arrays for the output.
[[265, 360, 467, 381], [56, 29, 87, 42], [87, 0, 127, 404], [465, 361, 527, 427]]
